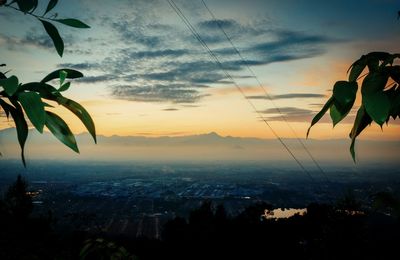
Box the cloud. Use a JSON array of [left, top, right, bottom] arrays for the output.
[[0, 33, 54, 51], [77, 74, 117, 83], [49, 3, 337, 104], [250, 30, 332, 54], [58, 62, 102, 71], [212, 29, 334, 67], [0, 34, 20, 49], [259, 106, 358, 123], [125, 49, 190, 59], [248, 93, 326, 100], [138, 60, 228, 84], [196, 19, 243, 44], [309, 103, 325, 107], [21, 34, 54, 50], [112, 84, 210, 103], [260, 106, 315, 122], [261, 107, 313, 115], [111, 18, 170, 48], [182, 104, 200, 108], [0, 29, 83, 55], [242, 31, 331, 65], [198, 19, 239, 30]]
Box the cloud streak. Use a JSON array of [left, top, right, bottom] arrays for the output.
[[58, 62, 102, 71], [248, 93, 326, 100], [259, 106, 358, 123], [112, 84, 210, 103], [51, 2, 337, 104], [259, 106, 317, 122]]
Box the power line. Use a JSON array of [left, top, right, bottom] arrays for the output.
[[166, 0, 321, 186], [200, 0, 331, 184]]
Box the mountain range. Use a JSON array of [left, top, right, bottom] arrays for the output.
[[0, 128, 399, 167]]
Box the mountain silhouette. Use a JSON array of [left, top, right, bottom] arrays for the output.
[[0, 128, 399, 165]]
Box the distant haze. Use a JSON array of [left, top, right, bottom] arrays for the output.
[[0, 128, 399, 170]]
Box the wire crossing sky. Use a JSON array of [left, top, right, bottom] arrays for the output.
[[199, 0, 330, 182], [0, 0, 399, 143], [166, 0, 340, 196]]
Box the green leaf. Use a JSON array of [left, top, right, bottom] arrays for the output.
[[0, 72, 6, 79], [20, 82, 61, 100], [381, 53, 400, 67], [349, 106, 369, 139], [0, 98, 10, 118], [367, 57, 379, 72], [329, 103, 343, 127], [16, 0, 36, 13], [307, 96, 333, 138], [22, 86, 96, 143], [329, 81, 358, 126], [42, 102, 54, 108], [39, 19, 64, 57], [56, 97, 96, 143], [348, 56, 367, 82], [41, 69, 83, 83], [350, 138, 356, 162], [367, 51, 391, 61], [11, 102, 28, 167], [17, 92, 46, 133], [385, 86, 400, 122], [54, 19, 90, 28], [363, 92, 391, 126], [386, 65, 400, 84], [45, 111, 79, 153], [361, 71, 391, 126], [44, 0, 58, 15], [332, 81, 358, 108], [58, 82, 70, 92], [349, 105, 372, 162], [1, 99, 28, 166], [79, 242, 92, 258], [361, 71, 389, 95], [59, 70, 67, 86], [31, 0, 38, 13], [365, 51, 390, 72], [0, 75, 19, 96]]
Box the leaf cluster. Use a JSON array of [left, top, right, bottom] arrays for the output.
[[80, 238, 136, 260], [0, 0, 95, 166], [0, 69, 96, 166], [307, 52, 400, 161]]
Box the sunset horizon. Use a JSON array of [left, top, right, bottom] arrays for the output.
[[1, 1, 400, 259], [1, 0, 399, 144]]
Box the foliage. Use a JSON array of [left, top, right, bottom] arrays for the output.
[[80, 238, 137, 260], [0, 0, 96, 166], [3, 174, 32, 219], [307, 52, 400, 161]]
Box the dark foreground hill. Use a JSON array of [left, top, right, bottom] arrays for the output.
[[0, 176, 399, 260]]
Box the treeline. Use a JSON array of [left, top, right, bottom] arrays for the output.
[[0, 176, 399, 259]]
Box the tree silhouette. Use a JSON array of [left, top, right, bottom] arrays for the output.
[[3, 175, 33, 220]]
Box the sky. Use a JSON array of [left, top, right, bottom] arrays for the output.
[[0, 0, 399, 141]]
